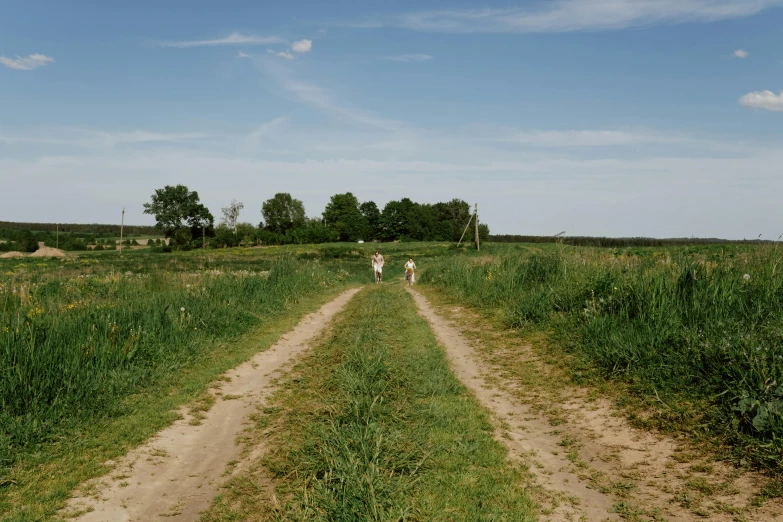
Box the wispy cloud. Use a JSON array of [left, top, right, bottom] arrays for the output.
[[241, 116, 289, 153], [292, 39, 313, 53], [385, 54, 433, 62], [349, 0, 783, 33], [0, 53, 54, 70], [159, 32, 281, 48], [500, 129, 681, 147], [264, 39, 312, 60], [0, 128, 211, 148], [267, 49, 294, 60], [284, 79, 401, 129], [237, 51, 251, 59], [734, 49, 749, 58], [739, 90, 783, 112], [255, 58, 403, 131]]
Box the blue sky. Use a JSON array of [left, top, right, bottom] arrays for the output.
[[2, 0, 782, 239]]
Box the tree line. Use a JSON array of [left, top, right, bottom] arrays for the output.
[[0, 221, 157, 236], [0, 229, 111, 253], [489, 235, 774, 247], [143, 185, 489, 250]]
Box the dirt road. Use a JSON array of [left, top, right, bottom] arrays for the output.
[[65, 288, 361, 522], [408, 288, 783, 522], [409, 288, 618, 521]]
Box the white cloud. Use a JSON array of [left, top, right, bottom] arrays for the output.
[[267, 49, 294, 60], [350, 0, 783, 33], [385, 54, 433, 62], [734, 49, 749, 58], [292, 39, 313, 53], [739, 90, 783, 111], [160, 33, 281, 48], [237, 51, 251, 59], [0, 53, 54, 71]]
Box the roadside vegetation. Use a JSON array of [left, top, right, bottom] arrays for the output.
[[203, 284, 536, 521], [0, 247, 366, 520], [420, 243, 783, 473]]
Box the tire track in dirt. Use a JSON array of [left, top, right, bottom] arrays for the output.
[[408, 288, 619, 522], [64, 287, 362, 522], [409, 288, 783, 522]]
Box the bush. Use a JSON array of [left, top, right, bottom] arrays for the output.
[[151, 244, 172, 253], [18, 230, 38, 253], [171, 228, 193, 251], [212, 225, 238, 248]]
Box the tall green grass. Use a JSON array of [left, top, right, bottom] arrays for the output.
[[0, 257, 356, 476], [421, 245, 783, 470]]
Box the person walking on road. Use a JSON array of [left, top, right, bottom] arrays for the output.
[[404, 258, 417, 286], [372, 250, 384, 284]]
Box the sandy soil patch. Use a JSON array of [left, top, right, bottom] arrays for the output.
[[30, 246, 66, 257], [0, 251, 25, 258], [64, 287, 362, 522]]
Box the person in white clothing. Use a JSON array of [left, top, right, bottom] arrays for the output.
[[372, 251, 384, 284], [404, 258, 416, 286]]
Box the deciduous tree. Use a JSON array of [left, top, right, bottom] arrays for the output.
[[261, 193, 306, 235], [142, 185, 214, 247], [359, 201, 381, 241], [323, 192, 364, 242], [220, 199, 244, 234]]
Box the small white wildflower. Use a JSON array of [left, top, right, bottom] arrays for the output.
[[180, 307, 185, 312], [743, 274, 750, 281], [186, 284, 191, 289]]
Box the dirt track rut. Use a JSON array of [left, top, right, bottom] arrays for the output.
[[65, 288, 361, 522], [408, 288, 619, 521], [408, 288, 783, 522]]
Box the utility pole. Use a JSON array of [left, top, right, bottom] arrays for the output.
[[457, 212, 474, 247], [474, 203, 480, 251], [202, 226, 206, 249], [120, 208, 125, 256], [56, 223, 59, 249]]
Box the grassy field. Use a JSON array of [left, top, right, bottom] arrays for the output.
[[420, 242, 783, 472], [0, 247, 369, 520], [0, 242, 489, 520], [202, 284, 536, 521], [3, 240, 781, 519]]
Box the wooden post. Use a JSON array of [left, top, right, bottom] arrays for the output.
[[120, 208, 125, 256], [56, 223, 59, 249], [202, 226, 205, 249], [474, 203, 480, 251], [457, 213, 474, 247]]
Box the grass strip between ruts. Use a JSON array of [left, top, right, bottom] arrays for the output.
[[202, 283, 536, 522]]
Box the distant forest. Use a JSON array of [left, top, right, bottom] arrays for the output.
[[0, 221, 157, 235], [490, 235, 775, 247]]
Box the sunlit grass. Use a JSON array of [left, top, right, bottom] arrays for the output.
[[421, 243, 783, 471]]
